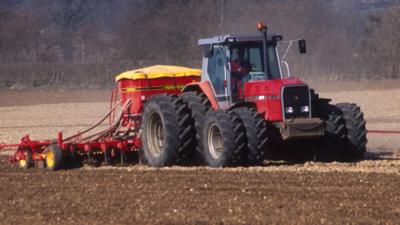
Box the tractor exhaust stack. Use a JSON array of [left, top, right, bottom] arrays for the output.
[[257, 22, 271, 80]]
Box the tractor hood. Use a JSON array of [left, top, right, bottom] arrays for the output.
[[243, 78, 305, 97], [243, 78, 307, 121]]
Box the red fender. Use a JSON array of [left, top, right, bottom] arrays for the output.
[[182, 81, 219, 110]]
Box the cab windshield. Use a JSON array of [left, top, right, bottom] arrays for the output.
[[229, 42, 281, 82]]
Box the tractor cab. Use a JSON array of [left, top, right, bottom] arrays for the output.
[[199, 34, 282, 108], [199, 29, 282, 105], [198, 23, 307, 113], [199, 33, 282, 105]]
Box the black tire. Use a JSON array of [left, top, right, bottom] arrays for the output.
[[45, 144, 64, 171], [141, 94, 195, 167], [138, 147, 147, 164], [18, 149, 32, 170], [336, 103, 367, 161], [314, 102, 347, 162], [232, 107, 268, 165], [180, 92, 211, 165], [202, 110, 246, 167]]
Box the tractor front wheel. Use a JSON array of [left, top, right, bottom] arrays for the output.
[[202, 110, 246, 167], [336, 103, 367, 161], [314, 102, 347, 162], [232, 107, 269, 165]]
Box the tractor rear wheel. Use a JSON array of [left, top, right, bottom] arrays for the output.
[[202, 110, 246, 167], [45, 145, 64, 171], [336, 103, 367, 161], [314, 102, 346, 162], [180, 92, 211, 165], [232, 107, 268, 165], [141, 94, 194, 167]]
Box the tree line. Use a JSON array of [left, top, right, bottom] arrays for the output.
[[0, 0, 399, 89]]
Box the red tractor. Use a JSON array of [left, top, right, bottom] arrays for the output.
[[138, 22, 367, 167]]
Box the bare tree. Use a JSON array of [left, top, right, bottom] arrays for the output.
[[50, 0, 97, 62], [1, 0, 400, 88]]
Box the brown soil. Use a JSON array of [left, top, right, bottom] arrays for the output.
[[0, 157, 399, 225]]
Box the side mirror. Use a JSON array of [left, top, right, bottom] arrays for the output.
[[298, 39, 307, 54], [203, 44, 213, 58]]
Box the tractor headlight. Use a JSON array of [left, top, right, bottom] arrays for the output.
[[257, 95, 265, 100], [285, 107, 294, 114], [301, 106, 310, 113]]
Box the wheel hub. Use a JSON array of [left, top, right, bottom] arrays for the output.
[[208, 124, 224, 160], [46, 151, 55, 168], [146, 112, 164, 157]]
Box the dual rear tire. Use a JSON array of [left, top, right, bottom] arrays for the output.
[[141, 94, 195, 167]]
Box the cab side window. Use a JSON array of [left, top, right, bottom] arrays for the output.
[[248, 47, 262, 72], [207, 46, 226, 95]]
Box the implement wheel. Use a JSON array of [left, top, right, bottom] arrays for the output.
[[45, 145, 64, 171], [18, 149, 32, 170], [202, 110, 246, 167], [141, 94, 195, 167]]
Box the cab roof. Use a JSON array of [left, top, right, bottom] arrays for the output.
[[198, 33, 282, 46]]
